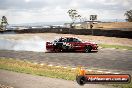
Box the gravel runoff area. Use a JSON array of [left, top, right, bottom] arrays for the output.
[[0, 69, 116, 88], [0, 33, 132, 46]]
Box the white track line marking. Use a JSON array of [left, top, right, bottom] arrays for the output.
[[56, 66, 60, 68], [97, 71, 103, 73], [105, 72, 111, 74], [114, 73, 120, 74], [40, 63, 44, 66], [34, 62, 38, 65], [71, 68, 76, 70], [63, 67, 67, 68], [87, 70, 93, 72], [31, 62, 121, 74], [48, 64, 53, 66]]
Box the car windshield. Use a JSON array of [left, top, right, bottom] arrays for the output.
[[74, 38, 82, 42], [54, 38, 67, 42], [53, 39, 59, 42], [67, 38, 82, 42]]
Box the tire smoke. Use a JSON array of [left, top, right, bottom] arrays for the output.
[[0, 36, 46, 52]]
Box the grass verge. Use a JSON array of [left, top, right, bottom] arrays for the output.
[[0, 58, 76, 80], [99, 44, 132, 50]]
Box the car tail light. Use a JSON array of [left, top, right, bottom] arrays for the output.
[[46, 42, 53, 45]]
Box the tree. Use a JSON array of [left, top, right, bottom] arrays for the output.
[[124, 10, 132, 22], [67, 9, 82, 29], [67, 9, 78, 22], [77, 15, 81, 22], [0, 16, 8, 31], [67, 9, 83, 22]]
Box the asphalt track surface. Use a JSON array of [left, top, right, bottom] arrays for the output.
[[0, 69, 115, 88], [0, 49, 132, 73]]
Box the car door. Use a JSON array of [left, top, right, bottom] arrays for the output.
[[65, 38, 75, 49], [73, 38, 82, 50]]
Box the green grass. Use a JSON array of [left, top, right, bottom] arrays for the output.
[[0, 58, 104, 81], [0, 58, 77, 80], [99, 44, 132, 50]]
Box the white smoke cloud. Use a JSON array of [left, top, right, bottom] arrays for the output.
[[0, 36, 46, 52]]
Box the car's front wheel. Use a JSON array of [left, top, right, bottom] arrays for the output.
[[85, 46, 92, 53]]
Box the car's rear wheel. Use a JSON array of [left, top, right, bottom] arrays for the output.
[[53, 44, 62, 52], [85, 46, 92, 53]]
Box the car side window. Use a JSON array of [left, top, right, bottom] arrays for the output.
[[73, 38, 77, 42], [62, 38, 67, 42], [68, 38, 73, 42], [73, 38, 80, 42], [58, 38, 67, 42]]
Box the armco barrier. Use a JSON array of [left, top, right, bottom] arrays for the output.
[[14, 28, 132, 38]]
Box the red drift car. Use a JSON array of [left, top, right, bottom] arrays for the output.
[[46, 37, 98, 53]]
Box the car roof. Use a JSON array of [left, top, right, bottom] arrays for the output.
[[61, 36, 78, 38]]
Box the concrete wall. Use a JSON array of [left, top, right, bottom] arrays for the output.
[[15, 28, 132, 38]]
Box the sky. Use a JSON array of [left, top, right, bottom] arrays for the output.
[[0, 0, 132, 24]]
